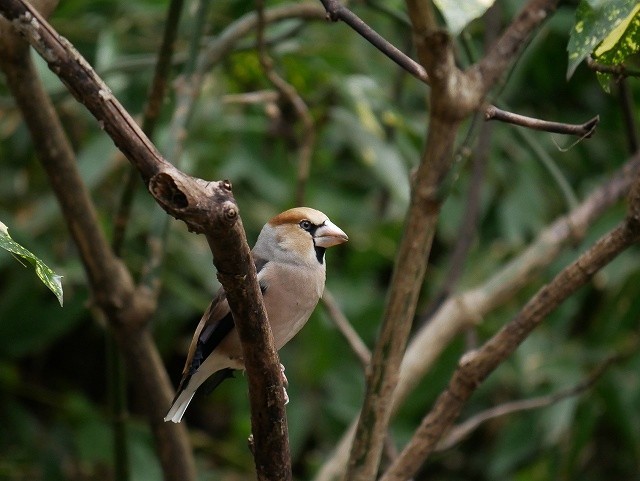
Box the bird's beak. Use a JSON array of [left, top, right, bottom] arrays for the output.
[[314, 220, 348, 248]]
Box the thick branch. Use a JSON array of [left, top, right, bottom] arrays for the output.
[[0, 5, 195, 481], [436, 354, 620, 452], [0, 0, 170, 183], [343, 0, 566, 477], [319, 0, 594, 139], [313, 153, 640, 481], [344, 33, 463, 476], [0, 1, 290, 479], [380, 181, 640, 481]]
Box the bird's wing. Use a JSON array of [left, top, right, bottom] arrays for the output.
[[174, 255, 270, 394]]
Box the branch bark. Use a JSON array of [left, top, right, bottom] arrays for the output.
[[0, 1, 289, 479], [343, 1, 560, 478], [313, 144, 640, 481], [485, 105, 599, 137], [380, 174, 640, 480], [436, 353, 622, 452], [0, 5, 195, 480]]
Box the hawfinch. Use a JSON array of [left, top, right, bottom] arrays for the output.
[[165, 207, 348, 423]]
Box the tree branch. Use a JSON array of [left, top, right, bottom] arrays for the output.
[[344, 27, 466, 481], [322, 289, 371, 369], [380, 176, 640, 481], [436, 353, 622, 451], [473, 0, 559, 92], [112, 0, 185, 256], [586, 56, 640, 79], [313, 152, 640, 481], [0, 5, 195, 480], [342, 0, 566, 478], [0, 1, 289, 479], [317, 0, 596, 141], [319, 0, 429, 84], [256, 0, 315, 206], [485, 105, 599, 137]]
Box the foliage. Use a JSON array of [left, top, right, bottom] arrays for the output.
[[567, 0, 639, 80], [433, 0, 497, 35], [0, 220, 63, 306], [0, 0, 639, 480]]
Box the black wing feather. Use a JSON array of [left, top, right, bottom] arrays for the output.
[[179, 255, 270, 393]]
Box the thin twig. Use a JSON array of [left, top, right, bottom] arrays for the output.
[[515, 125, 580, 210], [319, 0, 429, 84], [256, 0, 316, 205], [586, 56, 640, 79], [436, 353, 622, 451], [321, 290, 371, 368], [312, 153, 640, 481], [485, 105, 599, 137], [222, 90, 280, 105], [318, 0, 596, 140], [380, 174, 640, 481]]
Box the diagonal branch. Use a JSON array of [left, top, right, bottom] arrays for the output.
[[473, 0, 559, 92], [343, 1, 562, 479], [0, 1, 289, 479], [436, 353, 624, 452], [313, 132, 640, 481], [379, 175, 640, 481], [319, 0, 429, 83], [318, 0, 596, 141], [0, 4, 195, 481], [322, 289, 371, 369]]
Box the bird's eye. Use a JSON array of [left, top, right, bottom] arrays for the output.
[[299, 220, 312, 231]]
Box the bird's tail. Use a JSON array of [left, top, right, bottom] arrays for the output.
[[164, 390, 195, 423]]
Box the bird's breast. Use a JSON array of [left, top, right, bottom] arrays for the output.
[[262, 262, 325, 349]]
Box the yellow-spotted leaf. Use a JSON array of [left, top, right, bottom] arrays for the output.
[[567, 0, 637, 79], [594, 5, 640, 92]]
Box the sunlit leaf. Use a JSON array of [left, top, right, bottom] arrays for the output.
[[567, 0, 637, 79], [0, 221, 63, 306], [433, 0, 496, 35], [593, 5, 640, 92]]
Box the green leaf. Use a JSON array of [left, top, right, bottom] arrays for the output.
[[433, 0, 497, 35], [0, 221, 63, 306], [567, 0, 637, 79], [594, 5, 640, 92]]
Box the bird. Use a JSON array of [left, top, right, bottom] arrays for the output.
[[165, 207, 348, 423]]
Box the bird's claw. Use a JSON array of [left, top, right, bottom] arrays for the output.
[[280, 364, 289, 405]]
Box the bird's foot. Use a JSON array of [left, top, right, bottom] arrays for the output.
[[279, 363, 288, 387], [280, 364, 289, 405]]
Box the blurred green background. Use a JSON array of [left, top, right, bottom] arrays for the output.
[[1, 0, 639, 480]]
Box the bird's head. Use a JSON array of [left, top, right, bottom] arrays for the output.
[[255, 207, 348, 266]]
